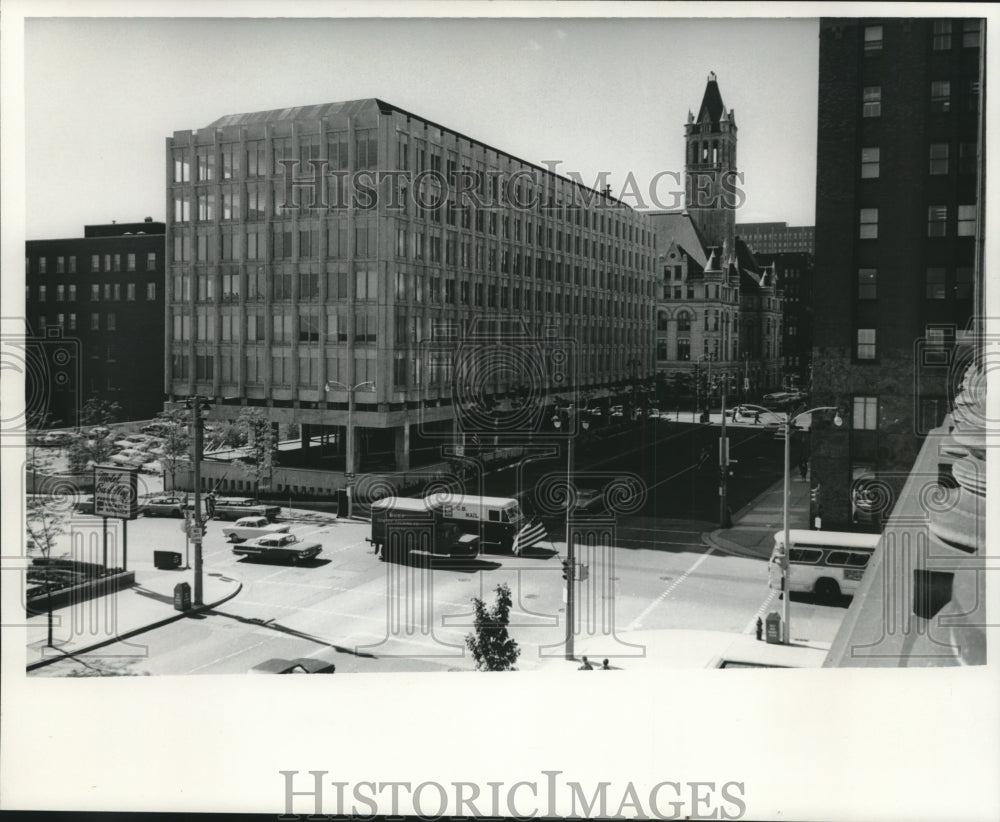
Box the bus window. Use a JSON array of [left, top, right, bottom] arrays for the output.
[[826, 551, 849, 566], [488, 510, 501, 522], [790, 548, 822, 563], [847, 552, 870, 567]]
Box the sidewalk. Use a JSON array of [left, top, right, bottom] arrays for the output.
[[26, 568, 242, 671], [703, 474, 812, 560]]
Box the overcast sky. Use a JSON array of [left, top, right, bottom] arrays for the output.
[[24, 16, 818, 239]]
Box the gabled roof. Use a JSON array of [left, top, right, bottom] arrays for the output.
[[648, 211, 709, 269]]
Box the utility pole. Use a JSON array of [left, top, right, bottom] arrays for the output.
[[719, 374, 731, 528], [565, 409, 575, 662], [190, 395, 205, 607]]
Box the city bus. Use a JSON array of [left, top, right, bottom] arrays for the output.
[[768, 529, 880, 600]]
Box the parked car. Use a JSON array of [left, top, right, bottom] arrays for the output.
[[212, 497, 282, 521], [73, 495, 95, 515], [110, 449, 148, 467], [142, 496, 192, 517], [142, 422, 176, 437], [232, 533, 322, 564], [84, 426, 111, 440], [222, 516, 292, 543], [250, 657, 336, 674], [38, 431, 73, 447]]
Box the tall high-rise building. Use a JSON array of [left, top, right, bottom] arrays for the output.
[[165, 99, 657, 482], [811, 17, 984, 531]]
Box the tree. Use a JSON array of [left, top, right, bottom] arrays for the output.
[[65, 434, 115, 474], [155, 410, 190, 491], [233, 408, 278, 499], [465, 583, 521, 671], [26, 475, 69, 647], [80, 396, 123, 427]]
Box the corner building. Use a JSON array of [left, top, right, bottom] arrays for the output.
[[811, 18, 984, 530], [165, 99, 656, 475]]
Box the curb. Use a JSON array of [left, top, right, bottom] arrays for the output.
[[701, 530, 768, 560], [26, 579, 243, 672]]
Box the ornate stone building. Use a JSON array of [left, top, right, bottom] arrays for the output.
[[650, 73, 784, 402]]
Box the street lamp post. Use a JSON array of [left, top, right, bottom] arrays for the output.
[[325, 380, 376, 520], [780, 405, 841, 644], [552, 407, 587, 661]]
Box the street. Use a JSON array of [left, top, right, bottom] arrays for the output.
[[29, 483, 846, 675]]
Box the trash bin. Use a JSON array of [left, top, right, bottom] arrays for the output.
[[336, 489, 349, 518], [765, 612, 782, 644], [154, 550, 182, 570], [173, 582, 192, 612]]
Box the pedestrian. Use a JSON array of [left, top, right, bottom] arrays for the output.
[[601, 659, 612, 670], [799, 457, 808, 480], [206, 490, 216, 519], [754, 411, 760, 425], [578, 656, 593, 671], [755, 617, 763, 641]]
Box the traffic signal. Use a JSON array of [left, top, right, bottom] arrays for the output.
[[561, 559, 571, 581]]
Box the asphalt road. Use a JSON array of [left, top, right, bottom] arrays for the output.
[[30, 493, 846, 676]]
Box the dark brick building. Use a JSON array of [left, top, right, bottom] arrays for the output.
[[753, 251, 813, 389], [810, 18, 984, 530], [736, 222, 815, 255], [25, 219, 166, 426]]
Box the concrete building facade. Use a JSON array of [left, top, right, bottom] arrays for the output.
[[165, 99, 657, 473], [24, 220, 166, 426]]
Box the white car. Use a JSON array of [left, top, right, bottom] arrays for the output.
[[111, 449, 147, 467], [222, 516, 292, 543]]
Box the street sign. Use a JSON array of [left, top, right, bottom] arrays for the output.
[[93, 465, 139, 520]]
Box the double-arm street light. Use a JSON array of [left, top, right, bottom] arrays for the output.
[[324, 380, 376, 520], [779, 405, 842, 644]]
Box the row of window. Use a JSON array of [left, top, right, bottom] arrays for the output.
[[171, 220, 651, 283], [169, 265, 649, 322], [172, 347, 638, 389], [38, 313, 116, 332], [174, 136, 653, 246], [863, 20, 982, 54], [858, 205, 977, 239], [855, 266, 974, 300], [31, 282, 157, 303], [860, 141, 977, 178], [27, 252, 158, 275], [861, 79, 980, 118]]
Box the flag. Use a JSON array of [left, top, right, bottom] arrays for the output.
[[511, 519, 548, 555]]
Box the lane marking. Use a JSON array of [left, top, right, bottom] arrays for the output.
[[744, 589, 779, 634], [627, 546, 716, 630], [186, 639, 267, 674]]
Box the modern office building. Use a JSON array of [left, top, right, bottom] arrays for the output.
[[165, 98, 657, 475], [753, 251, 814, 388], [736, 222, 815, 255], [810, 17, 984, 532], [24, 219, 166, 426], [651, 73, 785, 400]]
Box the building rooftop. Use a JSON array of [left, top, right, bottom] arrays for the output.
[[200, 97, 639, 211]]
